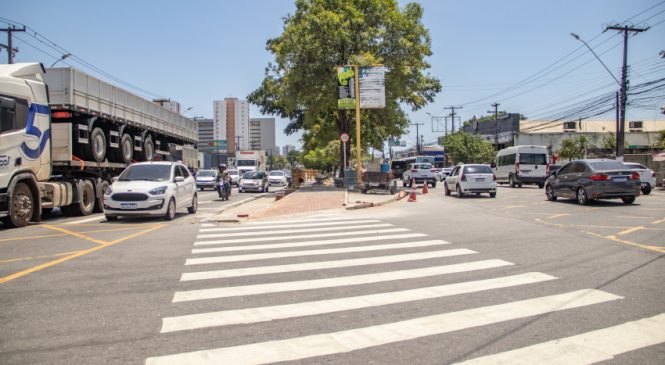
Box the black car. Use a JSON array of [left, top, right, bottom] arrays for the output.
[[545, 159, 640, 205]]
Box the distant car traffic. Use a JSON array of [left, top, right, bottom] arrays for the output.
[[402, 163, 437, 188], [195, 169, 219, 191], [545, 159, 640, 205], [103, 161, 197, 221], [622, 162, 656, 195], [444, 164, 497, 198], [435, 167, 454, 181], [228, 169, 239, 186], [268, 170, 288, 186], [238, 171, 269, 193]]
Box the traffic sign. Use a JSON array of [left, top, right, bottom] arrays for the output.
[[339, 133, 350, 143]]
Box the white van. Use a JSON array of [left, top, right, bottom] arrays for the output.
[[492, 145, 549, 188]]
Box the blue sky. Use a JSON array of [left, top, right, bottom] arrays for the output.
[[3, 0, 664, 151]]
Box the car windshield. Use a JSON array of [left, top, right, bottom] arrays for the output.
[[415, 163, 432, 169], [589, 161, 627, 170], [269, 171, 284, 176], [624, 163, 647, 170], [519, 153, 547, 165], [119, 164, 171, 181], [243, 171, 263, 179], [197, 170, 216, 177], [237, 160, 257, 166], [463, 165, 493, 174]]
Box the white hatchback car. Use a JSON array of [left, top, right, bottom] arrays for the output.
[[444, 164, 497, 198], [103, 161, 197, 221], [623, 162, 657, 195], [402, 163, 437, 188]]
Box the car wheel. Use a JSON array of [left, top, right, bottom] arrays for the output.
[[490, 192, 496, 198], [538, 183, 544, 189], [431, 182, 436, 188], [164, 198, 176, 220], [403, 179, 409, 188], [546, 185, 557, 201], [641, 185, 651, 195], [576, 187, 589, 205], [105, 215, 118, 221], [509, 175, 516, 188], [187, 194, 198, 214], [622, 196, 636, 204], [444, 183, 451, 196], [456, 185, 464, 198], [265, 185, 269, 193]]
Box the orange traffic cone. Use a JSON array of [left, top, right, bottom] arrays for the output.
[[422, 182, 429, 194], [407, 182, 417, 202]]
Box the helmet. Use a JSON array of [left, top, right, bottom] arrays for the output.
[[218, 163, 227, 170]]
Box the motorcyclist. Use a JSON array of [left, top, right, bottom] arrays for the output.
[[216, 163, 231, 198]]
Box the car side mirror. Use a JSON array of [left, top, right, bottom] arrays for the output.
[[551, 170, 557, 176], [174, 176, 185, 183], [490, 162, 496, 168]]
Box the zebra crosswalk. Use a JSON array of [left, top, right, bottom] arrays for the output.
[[146, 215, 665, 365]]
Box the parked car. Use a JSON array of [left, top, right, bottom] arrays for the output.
[[195, 169, 219, 191], [238, 171, 269, 193], [444, 164, 497, 198], [268, 170, 288, 186], [623, 162, 657, 195], [402, 163, 437, 188], [545, 159, 640, 205], [493, 145, 549, 188], [103, 161, 197, 221], [228, 169, 240, 186]]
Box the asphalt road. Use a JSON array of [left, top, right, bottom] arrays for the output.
[[1, 183, 664, 364]]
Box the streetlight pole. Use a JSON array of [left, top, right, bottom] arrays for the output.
[[50, 53, 72, 67]]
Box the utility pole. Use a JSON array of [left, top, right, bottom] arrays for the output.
[[604, 24, 649, 160], [489, 103, 500, 149], [444, 106, 462, 132], [1, 25, 26, 64], [411, 122, 424, 155]]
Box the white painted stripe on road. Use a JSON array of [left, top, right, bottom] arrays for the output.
[[199, 219, 382, 232], [197, 223, 393, 238], [194, 228, 415, 245], [186, 241, 456, 265], [243, 216, 358, 225], [64, 214, 105, 224], [163, 272, 557, 332], [172, 259, 513, 302], [192, 233, 435, 253], [150, 289, 621, 365], [182, 248, 475, 281], [201, 223, 215, 227], [454, 313, 665, 365]]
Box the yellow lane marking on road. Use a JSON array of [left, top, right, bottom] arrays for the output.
[[651, 217, 665, 225], [546, 213, 570, 219], [0, 225, 160, 244], [503, 205, 526, 209], [0, 224, 164, 284], [0, 251, 80, 264], [603, 234, 665, 254], [40, 225, 115, 245], [617, 226, 646, 236]]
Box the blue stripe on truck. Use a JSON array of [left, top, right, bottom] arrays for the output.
[[20, 103, 51, 160]]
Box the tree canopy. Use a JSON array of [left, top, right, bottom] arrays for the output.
[[558, 135, 590, 161], [442, 132, 496, 164], [248, 0, 441, 170]]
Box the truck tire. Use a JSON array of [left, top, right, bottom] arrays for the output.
[[140, 135, 155, 161], [87, 127, 107, 163], [2, 182, 34, 228], [94, 179, 110, 213], [114, 133, 133, 164], [65, 179, 95, 216]]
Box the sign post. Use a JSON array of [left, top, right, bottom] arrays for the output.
[[339, 133, 350, 171]]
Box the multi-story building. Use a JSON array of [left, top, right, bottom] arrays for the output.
[[282, 144, 296, 156], [213, 98, 250, 153], [196, 119, 214, 150], [249, 117, 276, 152]]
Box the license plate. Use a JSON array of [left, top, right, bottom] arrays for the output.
[[613, 177, 627, 183], [475, 178, 485, 181], [120, 203, 137, 210], [521, 169, 531, 173]]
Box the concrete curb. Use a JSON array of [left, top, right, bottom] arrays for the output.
[[345, 191, 406, 210]]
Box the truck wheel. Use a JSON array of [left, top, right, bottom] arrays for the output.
[[116, 133, 133, 164], [66, 179, 95, 216], [141, 135, 155, 161], [87, 127, 107, 163], [2, 182, 34, 228], [94, 179, 110, 213]]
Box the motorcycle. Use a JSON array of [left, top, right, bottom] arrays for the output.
[[217, 178, 231, 201]]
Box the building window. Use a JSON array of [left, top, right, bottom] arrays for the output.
[[563, 121, 577, 131], [629, 121, 643, 131]]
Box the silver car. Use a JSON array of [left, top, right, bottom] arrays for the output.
[[195, 169, 218, 191], [545, 159, 640, 205], [238, 171, 269, 193]]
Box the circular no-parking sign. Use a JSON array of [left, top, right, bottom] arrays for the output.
[[339, 133, 350, 143]]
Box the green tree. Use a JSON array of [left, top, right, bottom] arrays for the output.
[[270, 155, 290, 169], [558, 135, 591, 161], [442, 132, 496, 164], [286, 149, 300, 167], [655, 130, 665, 149], [248, 0, 441, 174]]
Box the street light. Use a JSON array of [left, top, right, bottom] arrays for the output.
[[50, 53, 71, 67], [570, 33, 620, 86]]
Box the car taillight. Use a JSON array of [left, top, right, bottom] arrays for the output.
[[461, 173, 466, 181], [411, 169, 418, 173], [431, 169, 437, 173], [630, 172, 640, 180], [546, 163, 549, 175], [515, 162, 520, 174], [590, 174, 609, 181], [652, 172, 657, 177]]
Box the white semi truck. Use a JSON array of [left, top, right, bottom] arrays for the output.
[[235, 150, 266, 174], [0, 63, 198, 228]]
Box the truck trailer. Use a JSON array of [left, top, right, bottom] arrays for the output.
[[0, 63, 198, 228], [235, 150, 266, 174]]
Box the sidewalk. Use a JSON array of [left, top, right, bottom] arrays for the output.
[[206, 185, 407, 222]]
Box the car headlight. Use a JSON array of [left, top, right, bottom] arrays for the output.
[[104, 187, 113, 195], [149, 186, 168, 195]]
